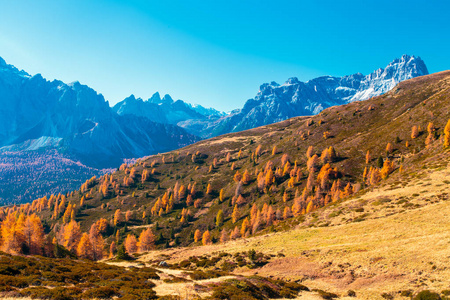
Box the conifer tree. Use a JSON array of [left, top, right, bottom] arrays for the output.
[[216, 210, 224, 227]]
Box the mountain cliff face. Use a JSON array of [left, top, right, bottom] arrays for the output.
[[112, 92, 225, 126], [0, 57, 199, 203], [0, 58, 199, 168], [180, 55, 428, 138]]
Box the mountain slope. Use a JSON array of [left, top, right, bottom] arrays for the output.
[[182, 55, 428, 138], [33, 70, 450, 244]]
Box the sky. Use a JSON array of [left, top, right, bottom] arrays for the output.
[[0, 0, 449, 112]]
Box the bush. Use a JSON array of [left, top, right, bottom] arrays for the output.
[[381, 292, 394, 300], [0, 275, 28, 288], [413, 290, 442, 300], [82, 287, 120, 299], [347, 290, 356, 297], [313, 289, 339, 299], [20, 287, 81, 300], [120, 288, 157, 300]]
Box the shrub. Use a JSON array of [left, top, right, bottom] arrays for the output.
[[313, 289, 339, 299], [0, 275, 28, 288], [82, 287, 120, 299], [20, 287, 81, 300], [413, 290, 441, 300], [120, 288, 157, 300]]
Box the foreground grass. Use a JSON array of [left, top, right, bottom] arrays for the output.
[[140, 181, 450, 299]]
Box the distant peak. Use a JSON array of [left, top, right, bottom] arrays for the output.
[[148, 92, 161, 103], [124, 94, 137, 101], [285, 77, 300, 85], [385, 54, 429, 76], [162, 94, 174, 103], [0, 56, 6, 66]]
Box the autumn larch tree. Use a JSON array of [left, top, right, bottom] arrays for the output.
[[219, 189, 224, 203], [138, 228, 156, 252], [109, 241, 117, 258], [411, 125, 419, 139], [444, 119, 450, 148], [365, 150, 371, 164], [202, 230, 212, 245], [306, 146, 314, 158], [231, 204, 240, 223], [23, 214, 44, 255], [124, 234, 138, 254], [63, 220, 82, 253], [1, 212, 25, 254], [220, 229, 229, 243], [114, 209, 123, 226], [89, 223, 104, 260], [194, 229, 202, 243], [386, 143, 393, 155], [77, 233, 94, 260], [241, 218, 250, 237]]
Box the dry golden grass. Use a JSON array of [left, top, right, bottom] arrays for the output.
[[138, 164, 450, 299]]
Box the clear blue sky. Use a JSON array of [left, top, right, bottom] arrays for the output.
[[0, 0, 448, 111]]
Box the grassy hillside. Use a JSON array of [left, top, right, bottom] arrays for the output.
[[35, 71, 449, 246]]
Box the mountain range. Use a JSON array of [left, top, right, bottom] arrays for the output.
[[0, 55, 428, 203]]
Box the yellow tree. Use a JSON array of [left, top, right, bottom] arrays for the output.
[[77, 233, 93, 260], [89, 223, 104, 260], [206, 183, 212, 195], [113, 209, 122, 226], [109, 241, 117, 258], [265, 169, 274, 187], [241, 218, 250, 237], [411, 125, 419, 139], [219, 189, 224, 202], [63, 220, 82, 253], [194, 229, 202, 243], [124, 234, 138, 254], [23, 214, 44, 255], [138, 228, 156, 252], [306, 146, 314, 158], [386, 143, 393, 155], [1, 212, 25, 254], [365, 150, 371, 164], [231, 205, 240, 223], [202, 230, 212, 245], [444, 119, 450, 148], [241, 170, 251, 185]]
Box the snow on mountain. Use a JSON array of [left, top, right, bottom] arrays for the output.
[[188, 55, 428, 138]]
